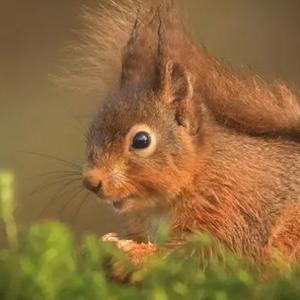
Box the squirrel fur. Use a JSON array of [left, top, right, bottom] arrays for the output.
[[75, 1, 300, 265]]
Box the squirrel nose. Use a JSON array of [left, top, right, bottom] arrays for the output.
[[83, 177, 102, 194]]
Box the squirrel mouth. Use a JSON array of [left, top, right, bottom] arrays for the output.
[[102, 195, 133, 211], [112, 198, 128, 210], [112, 199, 124, 210]]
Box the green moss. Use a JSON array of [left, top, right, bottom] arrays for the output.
[[0, 174, 300, 299]]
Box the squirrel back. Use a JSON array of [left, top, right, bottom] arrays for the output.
[[74, 1, 300, 263]]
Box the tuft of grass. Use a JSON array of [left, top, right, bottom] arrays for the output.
[[0, 170, 18, 249], [0, 172, 300, 299]]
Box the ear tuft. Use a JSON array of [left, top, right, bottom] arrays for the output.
[[120, 9, 160, 88]]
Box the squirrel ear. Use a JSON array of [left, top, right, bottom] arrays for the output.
[[160, 60, 201, 135], [161, 61, 193, 104]]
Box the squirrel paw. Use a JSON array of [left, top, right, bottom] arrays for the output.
[[101, 232, 157, 265], [101, 233, 158, 282]]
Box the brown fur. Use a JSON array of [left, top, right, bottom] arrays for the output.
[[79, 1, 300, 265]]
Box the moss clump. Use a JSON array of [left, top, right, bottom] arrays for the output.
[[0, 172, 300, 300]]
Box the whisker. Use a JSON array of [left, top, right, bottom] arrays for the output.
[[39, 178, 83, 217], [31, 176, 81, 196], [23, 151, 82, 170], [36, 173, 81, 184], [71, 191, 91, 226], [35, 173, 81, 184], [29, 170, 81, 180], [59, 186, 85, 219]]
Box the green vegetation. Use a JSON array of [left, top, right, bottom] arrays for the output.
[[0, 172, 300, 300]]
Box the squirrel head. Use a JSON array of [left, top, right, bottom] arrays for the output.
[[82, 2, 207, 213], [83, 59, 206, 213]]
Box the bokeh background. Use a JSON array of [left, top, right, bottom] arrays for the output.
[[1, 0, 300, 237]]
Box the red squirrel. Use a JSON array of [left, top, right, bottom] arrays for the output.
[[74, 1, 300, 265]]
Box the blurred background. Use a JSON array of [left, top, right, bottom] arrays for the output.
[[1, 0, 300, 238]]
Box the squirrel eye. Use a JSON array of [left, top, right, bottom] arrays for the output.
[[132, 131, 151, 150]]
